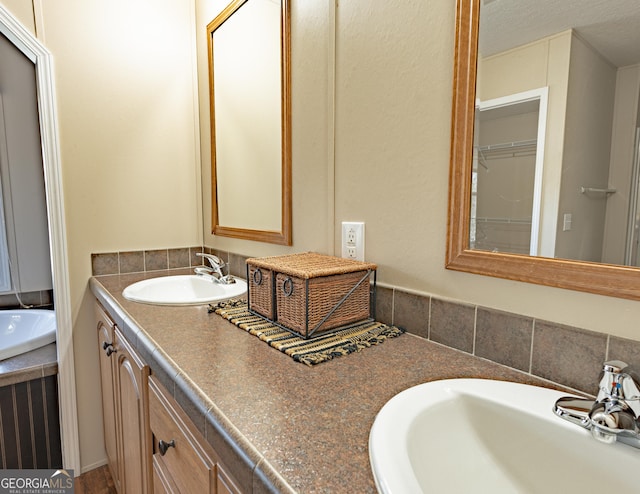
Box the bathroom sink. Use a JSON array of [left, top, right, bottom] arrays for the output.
[[369, 379, 639, 493], [122, 275, 247, 306]]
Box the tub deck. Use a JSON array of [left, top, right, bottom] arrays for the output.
[[0, 342, 57, 387]]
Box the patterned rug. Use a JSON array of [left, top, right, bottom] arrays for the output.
[[210, 299, 405, 366]]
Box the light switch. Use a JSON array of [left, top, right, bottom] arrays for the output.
[[563, 213, 572, 232]]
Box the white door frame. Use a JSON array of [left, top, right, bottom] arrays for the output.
[[0, 4, 80, 474]]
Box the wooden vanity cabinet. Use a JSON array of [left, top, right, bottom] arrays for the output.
[[96, 300, 243, 494], [114, 328, 152, 493], [96, 303, 120, 491], [95, 302, 152, 494], [148, 376, 242, 494]]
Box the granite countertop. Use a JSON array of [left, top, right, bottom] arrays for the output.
[[90, 269, 564, 493], [0, 343, 57, 387]]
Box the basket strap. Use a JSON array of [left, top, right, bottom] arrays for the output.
[[308, 269, 373, 337]]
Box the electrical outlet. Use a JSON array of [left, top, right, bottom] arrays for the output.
[[341, 222, 365, 261]]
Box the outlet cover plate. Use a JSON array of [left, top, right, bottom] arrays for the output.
[[341, 222, 365, 261]]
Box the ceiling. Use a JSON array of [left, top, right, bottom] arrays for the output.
[[479, 0, 640, 67]]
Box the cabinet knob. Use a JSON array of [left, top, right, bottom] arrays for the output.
[[158, 439, 175, 456], [104, 344, 117, 357]]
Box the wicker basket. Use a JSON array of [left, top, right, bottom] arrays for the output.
[[247, 264, 275, 319], [246, 252, 377, 338]]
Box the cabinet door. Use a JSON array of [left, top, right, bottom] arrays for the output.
[[217, 465, 242, 494], [149, 377, 244, 494], [114, 328, 151, 494], [95, 303, 120, 492], [152, 455, 179, 494], [149, 377, 217, 494]]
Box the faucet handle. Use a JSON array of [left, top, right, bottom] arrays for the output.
[[597, 360, 640, 409], [603, 360, 628, 374], [601, 360, 640, 389]]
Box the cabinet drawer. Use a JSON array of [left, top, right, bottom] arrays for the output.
[[149, 377, 216, 494]]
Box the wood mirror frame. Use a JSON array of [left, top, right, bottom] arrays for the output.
[[207, 0, 292, 246], [446, 0, 640, 301]]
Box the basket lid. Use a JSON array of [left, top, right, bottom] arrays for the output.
[[246, 252, 377, 279]]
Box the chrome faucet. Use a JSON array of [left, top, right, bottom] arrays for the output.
[[554, 360, 640, 448], [195, 253, 236, 284]]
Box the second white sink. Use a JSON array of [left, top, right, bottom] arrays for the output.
[[122, 275, 247, 306], [369, 378, 639, 493]]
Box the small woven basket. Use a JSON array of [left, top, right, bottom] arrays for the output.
[[246, 252, 377, 338], [247, 265, 275, 319]]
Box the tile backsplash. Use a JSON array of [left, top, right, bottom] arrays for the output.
[[376, 285, 640, 396], [92, 246, 640, 397], [91, 246, 249, 278], [0, 289, 53, 310]]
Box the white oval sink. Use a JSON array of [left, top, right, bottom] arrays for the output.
[[122, 275, 247, 306], [369, 379, 639, 493]]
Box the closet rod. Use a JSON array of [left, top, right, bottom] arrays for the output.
[[477, 138, 537, 153]]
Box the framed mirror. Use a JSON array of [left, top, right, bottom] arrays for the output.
[[447, 0, 640, 301], [207, 0, 292, 245]]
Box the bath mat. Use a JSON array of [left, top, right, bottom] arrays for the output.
[[209, 299, 405, 366]]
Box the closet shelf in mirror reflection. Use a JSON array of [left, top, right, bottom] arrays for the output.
[[475, 139, 537, 170], [477, 139, 537, 154], [473, 217, 532, 225], [476, 139, 537, 157], [580, 187, 617, 196]]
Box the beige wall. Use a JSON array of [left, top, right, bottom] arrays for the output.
[[1, 0, 33, 33], [1, 0, 203, 472], [557, 33, 616, 262], [603, 64, 640, 264], [6, 0, 640, 476]]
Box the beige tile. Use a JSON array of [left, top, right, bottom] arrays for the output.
[[476, 308, 533, 372], [374, 286, 393, 326], [0, 293, 19, 308], [608, 336, 640, 370], [430, 298, 475, 353], [393, 290, 430, 339], [144, 249, 168, 271], [228, 252, 249, 278], [168, 248, 190, 269], [91, 252, 119, 275], [532, 321, 607, 393], [190, 246, 204, 267], [119, 251, 144, 273]]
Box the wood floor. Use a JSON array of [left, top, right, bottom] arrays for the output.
[[74, 465, 117, 494]]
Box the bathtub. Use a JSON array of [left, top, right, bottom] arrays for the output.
[[0, 309, 56, 360]]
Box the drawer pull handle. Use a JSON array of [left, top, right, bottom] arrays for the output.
[[282, 277, 294, 297], [103, 342, 116, 357], [158, 439, 175, 456], [253, 268, 263, 286]]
